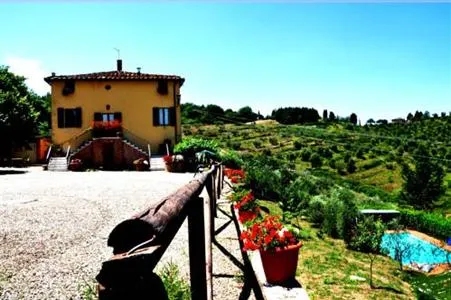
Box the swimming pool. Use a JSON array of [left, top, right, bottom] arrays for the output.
[[381, 232, 450, 265]]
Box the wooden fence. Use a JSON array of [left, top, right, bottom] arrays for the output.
[[96, 164, 224, 300]]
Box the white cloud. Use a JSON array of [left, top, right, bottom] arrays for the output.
[[4, 56, 50, 95]]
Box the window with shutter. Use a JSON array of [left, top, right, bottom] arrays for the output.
[[58, 107, 82, 128], [157, 80, 168, 95], [153, 107, 175, 126]]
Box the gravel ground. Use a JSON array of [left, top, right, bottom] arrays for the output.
[[0, 167, 254, 300], [0, 167, 193, 299]]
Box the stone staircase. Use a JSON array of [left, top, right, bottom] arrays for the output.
[[71, 140, 93, 157], [47, 157, 69, 171], [122, 138, 148, 158], [150, 155, 165, 171]]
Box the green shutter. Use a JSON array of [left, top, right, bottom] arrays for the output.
[[114, 112, 122, 122], [153, 108, 159, 126], [57, 108, 64, 128], [75, 107, 82, 127], [94, 112, 102, 121], [169, 107, 176, 126]]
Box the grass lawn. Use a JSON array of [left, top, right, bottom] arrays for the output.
[[258, 200, 413, 299], [294, 219, 414, 300], [257, 200, 450, 300]]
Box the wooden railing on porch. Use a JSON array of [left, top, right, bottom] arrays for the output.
[[96, 164, 224, 300]]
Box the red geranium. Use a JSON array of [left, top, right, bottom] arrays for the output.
[[238, 210, 258, 224], [240, 215, 300, 251], [225, 168, 245, 183], [233, 192, 256, 211], [163, 155, 172, 163]]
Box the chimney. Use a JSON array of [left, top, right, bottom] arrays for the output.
[[117, 59, 122, 72], [137, 67, 141, 75], [51, 72, 56, 76]]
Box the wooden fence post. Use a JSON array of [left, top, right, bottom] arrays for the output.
[[188, 197, 207, 300], [219, 165, 224, 193], [203, 193, 214, 300], [206, 173, 216, 237]]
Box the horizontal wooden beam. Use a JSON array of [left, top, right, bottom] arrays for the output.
[[97, 165, 219, 293]]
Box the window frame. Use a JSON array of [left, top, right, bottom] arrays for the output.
[[153, 107, 175, 127], [57, 107, 82, 128]]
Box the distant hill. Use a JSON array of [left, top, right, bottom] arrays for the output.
[[183, 116, 451, 214]]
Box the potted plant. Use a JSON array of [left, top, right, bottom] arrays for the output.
[[68, 158, 83, 171], [163, 155, 174, 172], [163, 154, 184, 172], [240, 215, 302, 284], [133, 157, 149, 171]]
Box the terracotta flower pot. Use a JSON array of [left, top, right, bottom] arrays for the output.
[[165, 163, 174, 172], [259, 242, 302, 284]]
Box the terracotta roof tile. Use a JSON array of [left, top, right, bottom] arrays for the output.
[[44, 71, 185, 85]]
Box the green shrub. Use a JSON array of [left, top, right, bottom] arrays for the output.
[[262, 148, 272, 156], [323, 197, 341, 238], [328, 158, 336, 169], [385, 162, 395, 170], [287, 152, 297, 161], [356, 148, 365, 159], [336, 189, 359, 245], [399, 209, 451, 240], [220, 150, 243, 169], [300, 148, 311, 161], [318, 147, 333, 158], [230, 141, 241, 150], [343, 152, 352, 163], [347, 158, 357, 174], [174, 137, 218, 157], [269, 137, 279, 146], [294, 140, 303, 150], [307, 195, 327, 224], [158, 262, 190, 300], [310, 153, 322, 168], [253, 140, 262, 148], [361, 158, 383, 170], [244, 156, 284, 200]]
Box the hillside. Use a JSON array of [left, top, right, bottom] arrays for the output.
[[183, 117, 451, 214]]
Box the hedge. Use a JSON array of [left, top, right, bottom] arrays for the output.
[[399, 209, 451, 240]]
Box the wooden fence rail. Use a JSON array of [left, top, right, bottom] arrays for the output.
[[96, 164, 224, 300]]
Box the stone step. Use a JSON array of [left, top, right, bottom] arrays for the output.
[[48, 157, 68, 172]]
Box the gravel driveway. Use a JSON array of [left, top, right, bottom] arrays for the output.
[[0, 167, 194, 300]]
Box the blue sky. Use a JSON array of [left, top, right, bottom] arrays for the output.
[[0, 3, 450, 122]]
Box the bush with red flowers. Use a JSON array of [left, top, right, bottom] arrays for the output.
[[224, 168, 245, 184], [240, 215, 300, 251], [230, 190, 260, 223]]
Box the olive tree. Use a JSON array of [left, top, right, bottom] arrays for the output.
[[350, 216, 385, 288]]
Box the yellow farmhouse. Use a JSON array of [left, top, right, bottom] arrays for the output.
[[44, 59, 184, 169]]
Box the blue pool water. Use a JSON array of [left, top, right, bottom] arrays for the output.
[[380, 232, 450, 265]]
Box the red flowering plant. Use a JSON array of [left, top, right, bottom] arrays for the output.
[[240, 215, 301, 251], [92, 120, 121, 130], [224, 168, 245, 184], [163, 155, 172, 164], [229, 189, 260, 224]]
